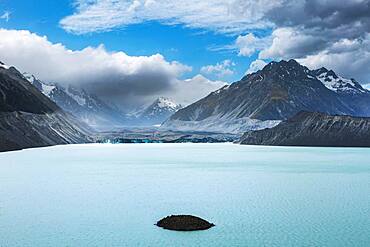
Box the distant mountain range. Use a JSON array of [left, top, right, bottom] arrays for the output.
[[239, 111, 370, 147], [23, 73, 127, 130], [0, 62, 91, 152], [163, 59, 370, 133], [23, 73, 182, 128]]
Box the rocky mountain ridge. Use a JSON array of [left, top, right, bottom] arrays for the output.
[[239, 111, 370, 147], [163, 59, 370, 133], [23, 73, 127, 130], [0, 62, 91, 152]]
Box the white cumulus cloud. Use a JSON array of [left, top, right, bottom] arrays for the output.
[[0, 29, 225, 110], [200, 60, 235, 79], [164, 75, 227, 106], [258, 28, 326, 60], [245, 59, 267, 75], [235, 33, 270, 57]]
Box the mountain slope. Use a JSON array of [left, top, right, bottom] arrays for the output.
[[163, 59, 370, 133], [129, 97, 182, 126], [24, 73, 127, 130], [0, 62, 91, 152], [239, 111, 370, 147]]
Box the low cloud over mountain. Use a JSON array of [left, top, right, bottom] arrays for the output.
[[0, 29, 225, 111]]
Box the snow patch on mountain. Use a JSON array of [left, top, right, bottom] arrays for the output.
[[23, 73, 56, 97], [0, 62, 10, 70], [23, 73, 35, 83], [42, 84, 56, 96], [156, 97, 179, 109], [140, 97, 182, 115]]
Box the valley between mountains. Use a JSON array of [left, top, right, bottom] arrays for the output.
[[1, 59, 370, 151]]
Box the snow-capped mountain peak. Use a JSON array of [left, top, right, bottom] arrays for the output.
[[152, 97, 181, 110], [127, 97, 183, 126], [144, 97, 183, 119], [312, 67, 367, 94]]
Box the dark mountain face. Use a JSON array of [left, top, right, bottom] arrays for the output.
[[0, 66, 59, 114], [163, 59, 370, 133], [239, 111, 370, 147], [0, 63, 91, 152]]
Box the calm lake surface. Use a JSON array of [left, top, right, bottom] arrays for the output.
[[0, 143, 369, 247]]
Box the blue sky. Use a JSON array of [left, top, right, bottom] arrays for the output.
[[0, 0, 259, 82], [0, 0, 369, 108]]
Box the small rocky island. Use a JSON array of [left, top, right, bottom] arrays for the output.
[[156, 215, 215, 231]]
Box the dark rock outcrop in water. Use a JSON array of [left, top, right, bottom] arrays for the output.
[[156, 215, 215, 231], [0, 62, 91, 152], [163, 59, 370, 133], [239, 111, 370, 147]]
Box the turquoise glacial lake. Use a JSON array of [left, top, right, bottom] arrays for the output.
[[0, 143, 369, 246]]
